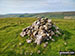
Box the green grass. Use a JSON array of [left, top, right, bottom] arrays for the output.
[[0, 17, 75, 56]]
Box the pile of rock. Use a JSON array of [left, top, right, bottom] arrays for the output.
[[20, 18, 62, 45]]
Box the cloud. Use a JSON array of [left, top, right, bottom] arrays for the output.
[[0, 0, 75, 14]]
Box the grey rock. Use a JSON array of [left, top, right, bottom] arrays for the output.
[[51, 31, 55, 36], [44, 42, 48, 48], [44, 44, 47, 48], [20, 32, 26, 37], [35, 34, 43, 45], [45, 42, 48, 45], [51, 39, 55, 41], [48, 19, 52, 23], [26, 39, 32, 43]]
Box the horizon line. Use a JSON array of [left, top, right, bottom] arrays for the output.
[[0, 11, 75, 15]]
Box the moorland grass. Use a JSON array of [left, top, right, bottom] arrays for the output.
[[0, 17, 75, 56]]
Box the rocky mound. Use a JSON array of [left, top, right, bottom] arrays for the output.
[[20, 18, 62, 45]]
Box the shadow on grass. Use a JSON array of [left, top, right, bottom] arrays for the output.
[[3, 50, 41, 56], [1, 51, 19, 56], [1, 30, 72, 56], [0, 25, 10, 30], [52, 30, 72, 42], [62, 30, 72, 41], [3, 51, 24, 56]]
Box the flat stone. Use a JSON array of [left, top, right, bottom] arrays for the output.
[[44, 43, 47, 48], [56, 30, 61, 35], [26, 39, 32, 43], [20, 32, 26, 37], [33, 31, 38, 36], [51, 31, 55, 36], [35, 34, 42, 45], [51, 39, 55, 41], [45, 42, 48, 45], [56, 27, 59, 30], [48, 19, 52, 23], [47, 38, 49, 40]]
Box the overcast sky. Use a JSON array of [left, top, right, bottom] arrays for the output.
[[0, 0, 75, 14]]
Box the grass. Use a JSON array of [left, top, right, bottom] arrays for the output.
[[0, 17, 75, 56]]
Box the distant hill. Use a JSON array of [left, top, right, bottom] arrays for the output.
[[0, 11, 75, 19]]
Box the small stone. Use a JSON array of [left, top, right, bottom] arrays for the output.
[[35, 34, 43, 45], [26, 39, 32, 43], [48, 19, 52, 23], [34, 25, 39, 30], [45, 18, 48, 20], [47, 38, 49, 40], [51, 39, 55, 41], [45, 42, 48, 45], [43, 42, 48, 48], [33, 31, 38, 36], [24, 52, 26, 55], [37, 50, 41, 54], [19, 42, 22, 46], [42, 33, 47, 37], [49, 36, 52, 39], [20, 32, 26, 37], [44, 44, 47, 48], [41, 18, 44, 23], [51, 31, 55, 36], [30, 52, 33, 55], [37, 21, 40, 25], [56, 27, 59, 30], [43, 25, 47, 30], [27, 30, 31, 34], [56, 30, 61, 35], [47, 33, 49, 36], [64, 42, 67, 45]]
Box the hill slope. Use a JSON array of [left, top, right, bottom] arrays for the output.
[[0, 11, 75, 19]]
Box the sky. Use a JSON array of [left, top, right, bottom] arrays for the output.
[[0, 0, 75, 14]]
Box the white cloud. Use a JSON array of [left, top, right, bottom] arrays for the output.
[[0, 0, 75, 14]]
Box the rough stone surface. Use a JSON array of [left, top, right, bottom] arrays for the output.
[[20, 18, 62, 45]]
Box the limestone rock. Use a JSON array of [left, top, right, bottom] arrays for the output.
[[20, 32, 26, 37], [26, 39, 32, 43], [45, 42, 48, 45]]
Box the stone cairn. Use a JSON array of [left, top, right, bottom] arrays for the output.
[[20, 18, 62, 45]]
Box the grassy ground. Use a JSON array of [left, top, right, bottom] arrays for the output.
[[0, 17, 75, 56]]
